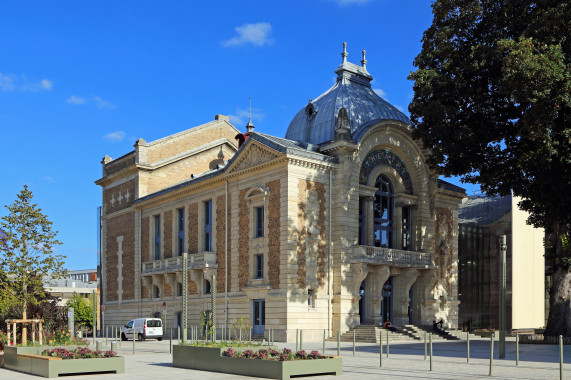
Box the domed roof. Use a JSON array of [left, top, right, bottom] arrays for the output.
[[285, 44, 410, 145]]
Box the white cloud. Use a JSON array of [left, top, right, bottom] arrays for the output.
[[0, 72, 52, 92], [222, 22, 273, 47], [93, 96, 115, 109], [66, 95, 87, 105], [66, 95, 115, 109], [103, 131, 126, 142], [373, 88, 387, 99], [228, 107, 264, 126], [43, 176, 54, 182]]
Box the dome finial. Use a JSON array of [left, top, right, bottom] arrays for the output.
[[246, 97, 255, 133], [361, 50, 367, 69], [341, 42, 348, 63]]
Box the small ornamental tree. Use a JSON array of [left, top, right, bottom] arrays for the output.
[[408, 1, 570, 335], [0, 185, 66, 321], [67, 293, 93, 329]]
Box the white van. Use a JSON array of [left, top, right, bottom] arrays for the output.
[[121, 318, 163, 341]]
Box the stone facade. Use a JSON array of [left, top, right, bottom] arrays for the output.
[[96, 57, 467, 342]]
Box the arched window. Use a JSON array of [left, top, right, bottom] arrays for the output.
[[373, 175, 393, 248], [153, 285, 160, 299], [177, 282, 183, 297]]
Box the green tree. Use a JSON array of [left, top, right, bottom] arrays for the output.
[[408, 0, 570, 335], [0, 185, 66, 320], [67, 293, 93, 328]]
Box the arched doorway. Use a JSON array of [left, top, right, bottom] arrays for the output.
[[381, 277, 393, 323], [358, 280, 367, 324]]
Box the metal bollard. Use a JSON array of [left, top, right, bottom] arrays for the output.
[[380, 329, 383, 367], [118, 326, 121, 347], [96, 340, 102, 351], [429, 333, 433, 371], [353, 330, 356, 356], [178, 326, 181, 344], [132, 332, 135, 355], [386, 329, 389, 357], [249, 327, 252, 343], [489, 332, 494, 376], [323, 329, 326, 353], [424, 332, 427, 360], [516, 332, 519, 366], [337, 331, 340, 356], [560, 335, 563, 380], [106, 327, 108, 346], [111, 341, 116, 352], [170, 328, 172, 353], [296, 329, 299, 352], [300, 329, 303, 351], [467, 331, 470, 363]]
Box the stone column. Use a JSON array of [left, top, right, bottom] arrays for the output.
[[363, 196, 374, 246], [393, 205, 403, 250], [392, 268, 419, 326], [370, 265, 390, 326]]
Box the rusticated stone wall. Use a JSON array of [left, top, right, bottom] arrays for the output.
[[238, 188, 249, 289], [266, 179, 281, 289], [164, 210, 172, 258], [188, 203, 198, 254], [105, 212, 135, 301], [216, 194, 231, 293], [435, 206, 453, 293], [296, 180, 327, 289]]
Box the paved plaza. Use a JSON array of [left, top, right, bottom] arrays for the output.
[[2, 337, 570, 379]]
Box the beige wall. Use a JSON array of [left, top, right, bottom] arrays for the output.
[[511, 196, 545, 329]]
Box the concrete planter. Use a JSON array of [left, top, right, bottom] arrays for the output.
[[172, 345, 275, 371], [474, 331, 496, 338], [246, 357, 343, 380], [172, 345, 342, 380], [4, 346, 79, 370], [4, 346, 124, 378]]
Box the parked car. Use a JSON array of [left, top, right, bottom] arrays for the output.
[[121, 318, 163, 341]]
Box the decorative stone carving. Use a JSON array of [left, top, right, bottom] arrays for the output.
[[351, 263, 369, 300], [359, 149, 413, 194], [233, 145, 277, 172], [334, 107, 352, 141]]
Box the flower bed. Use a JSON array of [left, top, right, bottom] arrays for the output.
[[4, 345, 124, 378], [173, 345, 342, 379], [42, 347, 117, 359]]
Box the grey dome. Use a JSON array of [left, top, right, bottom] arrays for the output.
[[285, 46, 410, 145]]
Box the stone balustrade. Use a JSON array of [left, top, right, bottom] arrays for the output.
[[352, 245, 435, 268], [141, 252, 217, 274]]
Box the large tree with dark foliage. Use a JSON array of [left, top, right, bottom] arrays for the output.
[[408, 0, 570, 335]]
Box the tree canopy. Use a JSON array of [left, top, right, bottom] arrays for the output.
[[0, 185, 66, 317], [409, 0, 570, 335], [409, 0, 569, 228]]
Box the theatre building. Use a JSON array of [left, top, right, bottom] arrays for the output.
[[96, 44, 466, 341]]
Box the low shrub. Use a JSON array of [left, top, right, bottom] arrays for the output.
[[222, 347, 328, 361]]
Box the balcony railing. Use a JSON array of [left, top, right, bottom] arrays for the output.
[[141, 252, 217, 274], [352, 245, 435, 268]]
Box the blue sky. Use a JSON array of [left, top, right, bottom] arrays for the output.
[[0, 0, 481, 270]]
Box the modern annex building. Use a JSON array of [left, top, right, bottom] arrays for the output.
[[96, 44, 466, 341]]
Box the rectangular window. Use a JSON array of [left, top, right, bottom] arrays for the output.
[[177, 208, 185, 256], [205, 279, 211, 294], [255, 206, 264, 238], [402, 206, 411, 251], [255, 254, 264, 279], [308, 289, 315, 308], [154, 215, 161, 260], [204, 200, 212, 251]]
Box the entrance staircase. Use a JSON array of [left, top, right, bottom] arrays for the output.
[[329, 324, 466, 343]]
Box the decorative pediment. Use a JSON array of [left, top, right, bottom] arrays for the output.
[[230, 143, 280, 173]]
